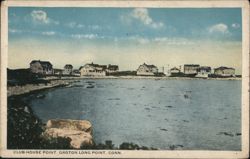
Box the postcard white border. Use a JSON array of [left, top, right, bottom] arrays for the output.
[[1, 0, 249, 158]]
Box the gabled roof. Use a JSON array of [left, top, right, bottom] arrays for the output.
[[64, 64, 73, 69], [80, 62, 107, 70], [184, 64, 200, 67], [214, 66, 235, 70], [30, 60, 52, 67], [170, 67, 180, 71], [141, 63, 157, 69]]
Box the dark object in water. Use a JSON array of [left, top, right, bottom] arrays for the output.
[[165, 105, 173, 108], [160, 128, 168, 131], [86, 85, 94, 88], [216, 132, 234, 137], [183, 91, 192, 99], [145, 108, 150, 111], [72, 84, 84, 88], [108, 98, 120, 100], [236, 133, 241, 136], [86, 81, 95, 84], [182, 120, 189, 123]]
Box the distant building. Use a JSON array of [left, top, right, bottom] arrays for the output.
[[196, 66, 211, 78], [170, 67, 181, 76], [72, 69, 81, 77], [106, 64, 119, 73], [137, 63, 158, 76], [214, 66, 235, 77], [63, 64, 73, 75], [30, 60, 53, 75], [79, 62, 107, 76], [184, 64, 200, 76], [54, 69, 63, 75]]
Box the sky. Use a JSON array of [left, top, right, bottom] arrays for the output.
[[8, 7, 242, 73]]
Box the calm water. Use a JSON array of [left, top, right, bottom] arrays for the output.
[[30, 79, 241, 150]]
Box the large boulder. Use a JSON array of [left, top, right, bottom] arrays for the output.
[[43, 119, 93, 149]]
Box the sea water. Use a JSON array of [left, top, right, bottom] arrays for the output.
[[30, 79, 241, 150]]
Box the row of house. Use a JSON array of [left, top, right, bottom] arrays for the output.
[[29, 60, 119, 76], [169, 64, 235, 77], [79, 63, 119, 76], [29, 60, 236, 78], [135, 63, 235, 77]]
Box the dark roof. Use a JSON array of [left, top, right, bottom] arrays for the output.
[[30, 60, 52, 67], [170, 67, 180, 71], [142, 63, 157, 68], [184, 64, 200, 67], [108, 64, 119, 70], [214, 66, 235, 70], [80, 62, 107, 70], [64, 64, 73, 69], [199, 66, 211, 71]]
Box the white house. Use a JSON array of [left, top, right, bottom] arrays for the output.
[[196, 66, 211, 78], [30, 60, 53, 75], [170, 67, 181, 76], [137, 63, 158, 76], [184, 64, 200, 76], [63, 64, 73, 75], [79, 62, 107, 76], [214, 66, 235, 77]]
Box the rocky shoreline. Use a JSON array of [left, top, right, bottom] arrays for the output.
[[74, 76, 242, 80], [7, 78, 81, 97], [7, 76, 241, 97], [7, 78, 158, 150]]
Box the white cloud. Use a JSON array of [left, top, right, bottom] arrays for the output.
[[153, 37, 195, 45], [121, 8, 165, 29], [42, 31, 56, 36], [208, 23, 230, 35], [119, 36, 195, 45], [71, 34, 100, 39], [30, 10, 59, 25], [232, 23, 240, 29], [66, 22, 103, 30], [132, 8, 153, 25]]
